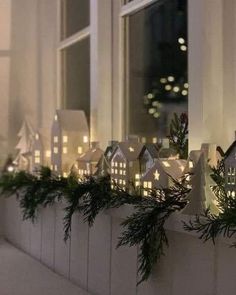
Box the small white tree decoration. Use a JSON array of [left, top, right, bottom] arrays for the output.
[[14, 119, 34, 171], [182, 152, 219, 215]]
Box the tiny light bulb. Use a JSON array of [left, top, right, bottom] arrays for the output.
[[160, 78, 167, 84], [167, 76, 175, 82], [165, 85, 172, 91], [147, 93, 154, 99], [184, 83, 189, 89], [7, 166, 14, 172], [182, 90, 188, 96], [178, 37, 185, 44], [180, 45, 187, 51], [173, 86, 180, 93]]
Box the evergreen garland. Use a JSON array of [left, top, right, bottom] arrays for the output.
[[0, 167, 189, 283], [117, 179, 189, 284], [183, 159, 236, 246]]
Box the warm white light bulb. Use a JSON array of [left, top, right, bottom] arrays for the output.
[[184, 83, 189, 89], [165, 85, 172, 91], [173, 86, 180, 93], [148, 108, 156, 114], [180, 45, 187, 51], [178, 37, 185, 44], [147, 93, 154, 99], [160, 78, 167, 84], [182, 90, 188, 96], [167, 76, 175, 82]]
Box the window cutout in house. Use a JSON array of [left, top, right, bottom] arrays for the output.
[[125, 0, 188, 139], [61, 38, 90, 120], [61, 0, 90, 40]]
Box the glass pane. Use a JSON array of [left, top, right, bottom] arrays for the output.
[[61, 0, 89, 39], [61, 38, 90, 121], [126, 0, 188, 139]]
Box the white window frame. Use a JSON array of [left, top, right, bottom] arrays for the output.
[[56, 0, 91, 109]]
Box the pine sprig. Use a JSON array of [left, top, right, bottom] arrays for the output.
[[169, 113, 188, 159], [117, 181, 189, 284], [183, 158, 236, 245]]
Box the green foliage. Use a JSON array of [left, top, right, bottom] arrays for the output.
[[118, 179, 189, 284], [169, 113, 188, 159], [0, 167, 189, 284], [183, 158, 236, 246]]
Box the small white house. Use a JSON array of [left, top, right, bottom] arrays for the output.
[[141, 159, 186, 196], [76, 142, 103, 177], [51, 110, 89, 177], [109, 141, 144, 190], [30, 129, 51, 172], [224, 140, 236, 197]]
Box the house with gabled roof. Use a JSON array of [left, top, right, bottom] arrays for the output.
[[51, 110, 89, 177], [141, 159, 186, 196], [109, 141, 144, 190], [224, 140, 236, 197], [75, 142, 103, 177]]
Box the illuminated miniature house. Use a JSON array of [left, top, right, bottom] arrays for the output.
[[182, 152, 219, 215], [31, 130, 51, 172], [95, 141, 118, 176], [183, 150, 202, 188], [51, 110, 89, 177], [224, 140, 236, 197], [76, 142, 103, 177], [141, 159, 186, 196], [109, 141, 144, 190]]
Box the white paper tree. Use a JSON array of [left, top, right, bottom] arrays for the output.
[[182, 153, 219, 215], [15, 119, 34, 170]]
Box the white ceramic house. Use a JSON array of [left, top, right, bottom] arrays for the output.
[[109, 141, 145, 190], [76, 142, 104, 177], [30, 129, 51, 172], [141, 159, 186, 196], [51, 110, 89, 177], [224, 140, 236, 197]]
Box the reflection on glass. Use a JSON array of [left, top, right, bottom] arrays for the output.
[[61, 38, 90, 121], [126, 0, 188, 139], [61, 0, 89, 39]]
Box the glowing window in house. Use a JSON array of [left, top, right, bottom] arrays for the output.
[[63, 136, 68, 143], [54, 136, 58, 143], [63, 147, 68, 154]]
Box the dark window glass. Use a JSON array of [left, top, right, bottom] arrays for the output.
[[126, 0, 188, 139], [61, 0, 90, 39], [61, 38, 90, 121]]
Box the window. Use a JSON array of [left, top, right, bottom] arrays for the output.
[[123, 0, 188, 138], [61, 0, 89, 40], [59, 0, 90, 122]]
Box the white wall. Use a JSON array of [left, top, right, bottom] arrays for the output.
[[3, 198, 236, 295], [5, 0, 57, 152]]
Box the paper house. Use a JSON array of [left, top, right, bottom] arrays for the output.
[[183, 150, 202, 188], [224, 140, 236, 197], [201, 143, 223, 167], [51, 110, 89, 177], [30, 129, 51, 172], [182, 152, 219, 215], [76, 142, 103, 177], [109, 141, 145, 190], [95, 141, 118, 176], [141, 159, 186, 196]]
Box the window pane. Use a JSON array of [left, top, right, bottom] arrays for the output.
[[61, 38, 90, 121], [126, 0, 188, 139], [61, 0, 89, 39]]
